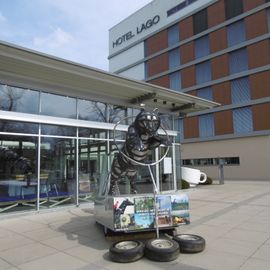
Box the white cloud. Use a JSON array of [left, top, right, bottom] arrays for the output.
[[0, 12, 6, 22], [0, 0, 152, 70], [33, 27, 74, 50]]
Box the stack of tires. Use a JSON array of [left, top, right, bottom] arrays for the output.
[[109, 234, 205, 263]]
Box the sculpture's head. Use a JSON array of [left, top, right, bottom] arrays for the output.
[[134, 109, 160, 136]]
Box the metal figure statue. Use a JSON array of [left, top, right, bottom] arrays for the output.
[[109, 109, 171, 195]]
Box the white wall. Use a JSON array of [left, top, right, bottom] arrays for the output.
[[109, 42, 144, 72], [181, 136, 270, 181], [118, 63, 145, 80], [109, 0, 215, 56]]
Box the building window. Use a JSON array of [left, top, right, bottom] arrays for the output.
[[193, 9, 208, 35], [231, 77, 250, 104], [197, 87, 212, 100], [174, 118, 184, 141], [199, 113, 214, 137], [169, 71, 181, 91], [0, 84, 39, 114], [168, 24, 180, 46], [227, 20, 245, 47], [229, 48, 248, 74], [225, 0, 243, 20], [182, 157, 240, 166], [194, 35, 209, 59], [167, 0, 198, 17], [196, 61, 211, 84], [169, 48, 180, 69], [233, 107, 253, 134]]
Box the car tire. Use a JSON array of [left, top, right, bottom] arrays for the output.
[[144, 238, 179, 262], [173, 234, 205, 253], [109, 240, 144, 263]]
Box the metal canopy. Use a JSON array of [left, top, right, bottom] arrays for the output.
[[0, 41, 219, 116]]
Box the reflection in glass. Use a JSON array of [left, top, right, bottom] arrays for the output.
[[78, 140, 108, 201], [41, 124, 76, 136], [79, 127, 107, 139], [107, 105, 128, 124], [0, 135, 38, 213], [78, 99, 106, 122], [40, 137, 76, 208], [0, 84, 39, 114], [41, 92, 76, 119], [0, 120, 39, 134]]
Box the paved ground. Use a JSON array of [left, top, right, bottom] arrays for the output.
[[0, 181, 270, 270]]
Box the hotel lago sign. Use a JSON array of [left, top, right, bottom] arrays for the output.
[[112, 15, 160, 48]]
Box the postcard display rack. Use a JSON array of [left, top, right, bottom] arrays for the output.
[[94, 112, 190, 236]]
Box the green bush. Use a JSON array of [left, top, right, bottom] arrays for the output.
[[180, 179, 190, 189], [199, 176, 213, 185]]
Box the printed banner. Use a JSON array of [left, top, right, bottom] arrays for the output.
[[113, 193, 189, 231]]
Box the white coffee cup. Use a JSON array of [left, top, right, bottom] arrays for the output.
[[181, 167, 207, 187]]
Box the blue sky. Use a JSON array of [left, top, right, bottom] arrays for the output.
[[0, 0, 152, 71]]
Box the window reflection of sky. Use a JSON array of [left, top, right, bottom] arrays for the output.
[[41, 92, 76, 118]]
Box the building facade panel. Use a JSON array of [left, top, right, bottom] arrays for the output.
[[186, 90, 197, 96], [183, 116, 199, 139], [209, 28, 227, 53], [148, 75, 169, 88], [245, 10, 268, 40], [212, 81, 231, 105], [181, 136, 270, 180], [109, 0, 270, 183], [147, 52, 168, 77], [211, 54, 229, 80], [179, 16, 193, 40], [145, 29, 168, 56], [243, 0, 266, 12], [119, 63, 145, 80], [214, 110, 233, 135], [250, 70, 270, 99], [207, 0, 225, 28], [109, 42, 145, 72], [247, 39, 270, 69], [181, 65, 196, 88], [252, 102, 270, 131], [180, 41, 194, 64]]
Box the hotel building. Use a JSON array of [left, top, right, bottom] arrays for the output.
[[109, 0, 270, 180]]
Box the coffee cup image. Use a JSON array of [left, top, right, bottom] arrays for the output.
[[181, 167, 207, 187]]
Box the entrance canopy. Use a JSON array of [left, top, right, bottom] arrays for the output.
[[0, 41, 219, 116]]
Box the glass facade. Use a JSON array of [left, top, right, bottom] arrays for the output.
[[169, 71, 181, 91], [233, 107, 253, 134], [0, 83, 178, 214], [194, 35, 209, 59], [167, 24, 180, 46], [197, 87, 212, 101], [196, 61, 211, 84], [229, 48, 248, 74], [199, 113, 214, 138], [227, 20, 245, 47], [169, 48, 180, 69], [231, 77, 250, 104]]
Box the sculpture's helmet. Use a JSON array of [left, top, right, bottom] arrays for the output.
[[135, 109, 160, 135]]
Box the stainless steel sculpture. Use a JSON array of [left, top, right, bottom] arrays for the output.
[[109, 109, 171, 195]]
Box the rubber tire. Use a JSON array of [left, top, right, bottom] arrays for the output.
[[144, 238, 179, 262], [173, 234, 205, 253], [109, 240, 144, 263]]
